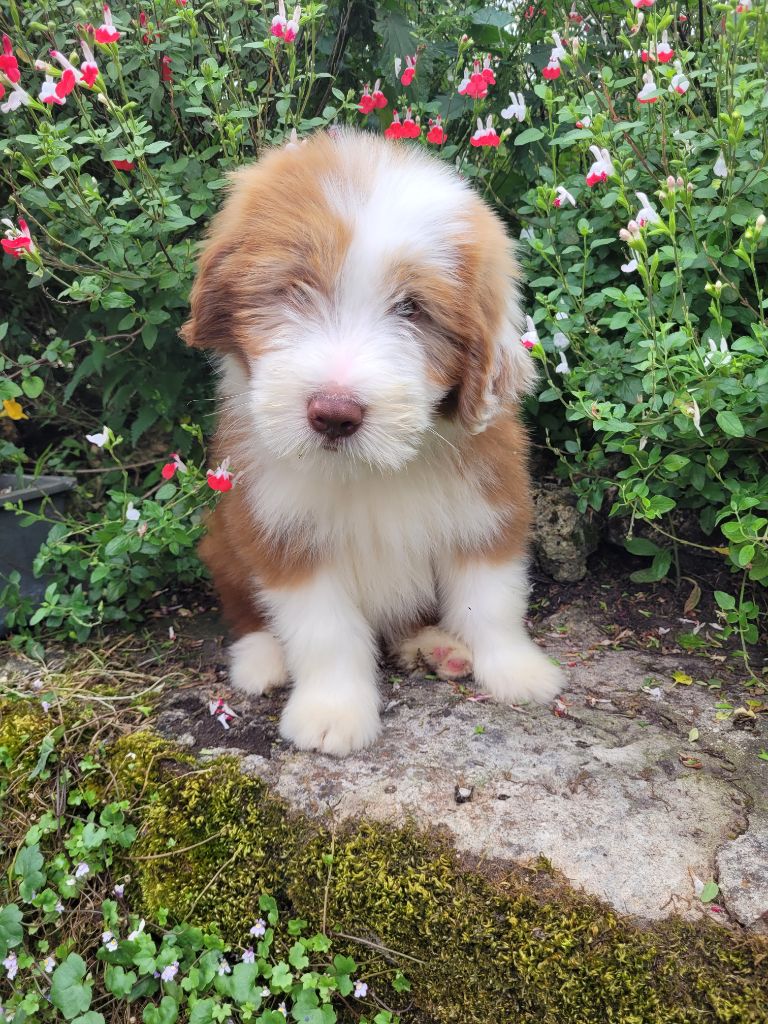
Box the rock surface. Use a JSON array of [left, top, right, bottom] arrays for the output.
[[156, 598, 768, 933], [531, 481, 600, 582]]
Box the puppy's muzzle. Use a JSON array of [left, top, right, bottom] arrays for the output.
[[307, 392, 364, 440]]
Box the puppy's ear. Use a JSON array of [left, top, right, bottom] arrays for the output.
[[456, 235, 537, 435], [179, 237, 238, 352]]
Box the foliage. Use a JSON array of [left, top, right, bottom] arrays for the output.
[[0, 0, 766, 657], [2, 677, 768, 1024], [0, 694, 403, 1024]]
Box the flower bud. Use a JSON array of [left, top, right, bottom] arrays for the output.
[[676, 176, 684, 187], [666, 175, 676, 188], [757, 213, 766, 231], [687, 183, 693, 192]]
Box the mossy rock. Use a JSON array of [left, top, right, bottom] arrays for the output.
[[109, 733, 768, 1024]]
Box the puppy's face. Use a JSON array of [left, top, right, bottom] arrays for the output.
[[182, 131, 534, 474]]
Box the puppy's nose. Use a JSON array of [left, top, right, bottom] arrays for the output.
[[307, 393, 364, 439]]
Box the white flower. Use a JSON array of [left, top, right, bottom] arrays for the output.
[[0, 82, 31, 114], [43, 956, 56, 974], [127, 919, 145, 941], [703, 337, 732, 367], [555, 311, 568, 321], [394, 56, 402, 79], [669, 60, 689, 95], [102, 931, 118, 952], [621, 258, 638, 274], [635, 191, 660, 227], [3, 953, 18, 981], [241, 947, 255, 964], [353, 980, 369, 998], [520, 315, 539, 349], [113, 884, 125, 897], [160, 962, 179, 982], [55, 900, 64, 914], [555, 352, 571, 374], [85, 426, 109, 447], [554, 185, 576, 207], [553, 332, 570, 351], [551, 31, 567, 60], [637, 69, 658, 103], [218, 958, 231, 976], [713, 150, 729, 178], [250, 919, 267, 937], [74, 862, 89, 878], [501, 91, 525, 121], [520, 227, 535, 243], [125, 501, 140, 522], [261, 986, 271, 998], [278, 1004, 287, 1018]]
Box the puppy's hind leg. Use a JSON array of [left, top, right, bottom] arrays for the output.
[[397, 626, 473, 680]]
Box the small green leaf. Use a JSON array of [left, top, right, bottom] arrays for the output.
[[700, 880, 719, 903], [514, 127, 545, 146], [51, 953, 92, 1020], [716, 411, 745, 437]]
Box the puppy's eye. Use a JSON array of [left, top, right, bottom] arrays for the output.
[[391, 297, 421, 320]]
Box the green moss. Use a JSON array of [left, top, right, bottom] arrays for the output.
[[0, 699, 52, 768], [112, 737, 768, 1024]]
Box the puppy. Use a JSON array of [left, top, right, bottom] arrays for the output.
[[181, 129, 563, 755]]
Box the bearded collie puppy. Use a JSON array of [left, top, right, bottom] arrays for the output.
[[181, 129, 563, 755]]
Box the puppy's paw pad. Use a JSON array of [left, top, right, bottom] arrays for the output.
[[279, 691, 381, 756], [230, 632, 288, 696], [399, 627, 473, 680], [474, 642, 564, 705]]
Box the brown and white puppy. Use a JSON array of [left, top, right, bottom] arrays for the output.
[[181, 129, 563, 755]]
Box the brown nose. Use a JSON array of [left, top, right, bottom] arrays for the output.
[[307, 393, 364, 439]]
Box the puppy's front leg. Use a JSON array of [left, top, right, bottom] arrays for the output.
[[263, 571, 381, 755], [440, 556, 563, 704]]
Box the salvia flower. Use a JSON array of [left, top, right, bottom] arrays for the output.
[[400, 107, 420, 138], [161, 452, 187, 479], [353, 981, 369, 998], [555, 352, 570, 374], [542, 56, 561, 80], [501, 91, 525, 122], [0, 34, 20, 83], [635, 191, 660, 226], [619, 219, 641, 242], [161, 55, 172, 82], [551, 31, 567, 61], [632, 0, 654, 7], [284, 6, 301, 43], [95, 5, 121, 44], [271, 1, 301, 42], [713, 150, 729, 178], [553, 331, 570, 351], [2, 217, 34, 257], [621, 257, 638, 274], [470, 115, 500, 147], [126, 501, 140, 522], [520, 316, 539, 350], [207, 457, 233, 492], [585, 145, 613, 186], [657, 30, 674, 63], [458, 60, 490, 99], [426, 115, 446, 145], [384, 109, 403, 139], [703, 337, 732, 367], [398, 54, 417, 86], [481, 54, 496, 85], [669, 61, 689, 95], [79, 40, 99, 85], [637, 70, 658, 103], [358, 79, 386, 114], [86, 425, 109, 447], [568, 3, 583, 24], [39, 69, 76, 105], [1, 81, 31, 113], [554, 185, 576, 208], [575, 115, 591, 128], [111, 159, 135, 171]]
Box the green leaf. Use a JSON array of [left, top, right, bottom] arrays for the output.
[[714, 590, 736, 611], [72, 1014, 106, 1024], [51, 953, 92, 1020], [188, 998, 216, 1024], [15, 843, 46, 901], [21, 376, 45, 399], [514, 127, 545, 146], [143, 996, 179, 1024], [716, 411, 745, 437], [0, 904, 23, 957], [105, 965, 138, 998], [630, 549, 672, 583], [625, 537, 661, 556], [288, 941, 309, 970]]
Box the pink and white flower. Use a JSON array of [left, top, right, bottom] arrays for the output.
[[353, 981, 369, 998], [94, 5, 121, 44], [520, 316, 539, 350], [426, 115, 446, 145], [458, 60, 490, 99], [0, 34, 20, 83], [398, 54, 417, 86], [80, 40, 100, 85], [635, 191, 660, 226], [39, 69, 76, 105], [481, 54, 496, 85], [632, 0, 654, 7], [656, 30, 674, 63], [542, 55, 561, 80], [551, 31, 567, 61], [669, 61, 689, 95], [271, 1, 301, 42], [554, 185, 576, 208], [1, 80, 31, 113], [585, 145, 613, 187], [207, 457, 233, 492], [637, 70, 658, 103], [161, 452, 187, 480], [2, 217, 34, 257], [501, 91, 526, 121], [470, 115, 500, 148], [619, 219, 641, 242]]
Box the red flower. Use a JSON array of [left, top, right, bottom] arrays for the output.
[[458, 60, 490, 99], [470, 115, 500, 148], [112, 159, 136, 171], [79, 41, 99, 86], [481, 55, 495, 85], [359, 78, 386, 113], [0, 34, 20, 83], [400, 107, 420, 138], [207, 458, 233, 492], [384, 109, 404, 139], [426, 115, 446, 145], [160, 55, 172, 82], [0, 84, 4, 101], [139, 11, 148, 26], [1, 217, 34, 258], [358, 87, 374, 115], [160, 453, 187, 480], [95, 4, 121, 44], [542, 58, 561, 80], [39, 69, 76, 105]]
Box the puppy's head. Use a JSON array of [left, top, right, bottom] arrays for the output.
[[181, 130, 535, 473]]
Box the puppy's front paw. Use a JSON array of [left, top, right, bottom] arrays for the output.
[[279, 685, 381, 756], [473, 640, 563, 705], [230, 632, 289, 696], [398, 626, 473, 680]]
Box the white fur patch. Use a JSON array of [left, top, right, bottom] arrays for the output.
[[230, 632, 288, 695]]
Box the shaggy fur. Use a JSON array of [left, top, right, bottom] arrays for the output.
[[182, 130, 562, 755]]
